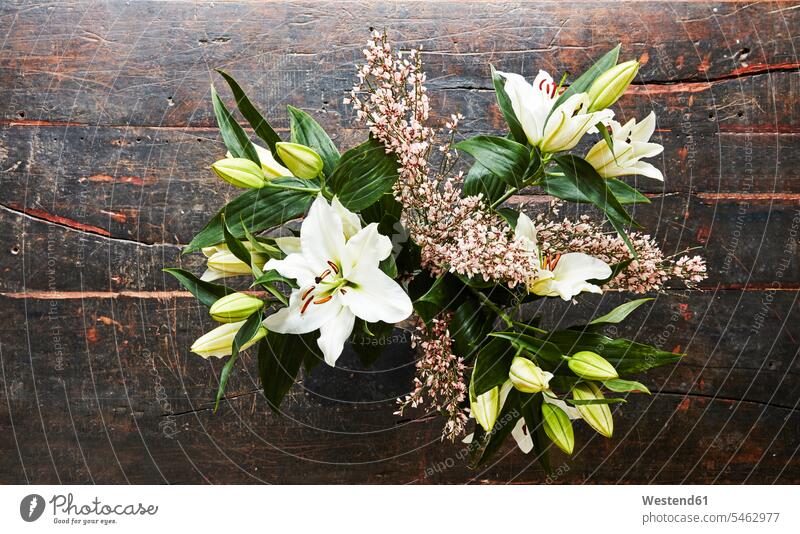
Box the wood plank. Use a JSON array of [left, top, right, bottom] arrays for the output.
[[0, 290, 797, 482], [1, 1, 798, 127]]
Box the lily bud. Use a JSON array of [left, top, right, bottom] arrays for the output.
[[572, 382, 614, 438], [509, 356, 553, 393], [587, 60, 639, 112], [470, 383, 500, 432], [190, 320, 267, 359], [201, 247, 267, 281], [211, 157, 267, 188], [275, 142, 324, 179], [567, 350, 618, 380], [209, 292, 264, 323], [201, 241, 255, 258], [541, 402, 575, 454], [228, 143, 292, 178]]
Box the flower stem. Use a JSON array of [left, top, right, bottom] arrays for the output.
[[469, 285, 514, 328], [490, 187, 518, 209], [262, 181, 321, 195]]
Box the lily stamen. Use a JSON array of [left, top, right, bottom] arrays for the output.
[[327, 260, 339, 274], [549, 253, 562, 270], [315, 269, 332, 284], [313, 295, 333, 305], [301, 286, 315, 300], [300, 296, 314, 314]]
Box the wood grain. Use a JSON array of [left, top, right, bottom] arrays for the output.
[[0, 0, 798, 484]]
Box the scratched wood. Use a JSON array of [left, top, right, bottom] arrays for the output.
[[0, 0, 798, 484]]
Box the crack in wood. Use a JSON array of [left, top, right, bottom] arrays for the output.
[[0, 202, 181, 249]]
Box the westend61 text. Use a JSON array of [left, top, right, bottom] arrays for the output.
[[642, 495, 708, 506]]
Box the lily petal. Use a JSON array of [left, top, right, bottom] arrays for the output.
[[630, 111, 656, 142], [340, 266, 412, 324], [514, 212, 540, 257], [263, 290, 344, 335], [301, 195, 346, 270], [274, 236, 302, 255], [511, 418, 534, 454], [501, 70, 553, 146], [331, 196, 362, 240], [341, 223, 393, 276], [629, 161, 664, 181], [265, 253, 318, 288], [317, 306, 356, 366]]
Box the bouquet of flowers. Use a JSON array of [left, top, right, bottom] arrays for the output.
[[166, 31, 706, 470]]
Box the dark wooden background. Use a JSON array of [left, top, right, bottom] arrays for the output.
[[1, 0, 798, 484]]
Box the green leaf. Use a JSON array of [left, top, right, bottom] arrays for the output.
[[211, 85, 260, 165], [329, 137, 399, 211], [566, 397, 627, 406], [252, 269, 296, 289], [551, 155, 637, 226], [597, 121, 617, 162], [184, 178, 315, 253], [547, 45, 620, 123], [222, 215, 259, 276], [215, 310, 263, 411], [251, 269, 294, 306], [215, 70, 282, 155], [258, 331, 312, 410], [607, 178, 650, 205], [455, 135, 530, 189], [545, 330, 683, 375], [412, 274, 464, 325], [240, 223, 281, 257], [472, 337, 514, 395], [287, 105, 339, 176], [463, 161, 507, 203], [490, 65, 528, 144], [450, 298, 496, 359], [547, 154, 640, 254], [520, 393, 552, 473], [588, 298, 654, 325], [163, 268, 234, 307], [603, 378, 651, 395], [489, 331, 563, 371]]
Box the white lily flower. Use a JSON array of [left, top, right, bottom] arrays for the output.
[[227, 142, 292, 179], [499, 70, 614, 153], [515, 213, 611, 301], [585, 111, 664, 180], [263, 195, 413, 366]]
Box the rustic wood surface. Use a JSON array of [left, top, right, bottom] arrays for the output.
[[1, 0, 799, 484]]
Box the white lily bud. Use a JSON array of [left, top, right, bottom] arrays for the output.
[[572, 382, 614, 438], [587, 60, 639, 112], [209, 292, 264, 323], [275, 142, 324, 179], [227, 143, 292, 178], [541, 402, 575, 454], [190, 320, 267, 359], [470, 383, 500, 432], [201, 248, 267, 281], [509, 356, 553, 393], [567, 350, 618, 380], [201, 240, 256, 258], [211, 157, 266, 188]]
